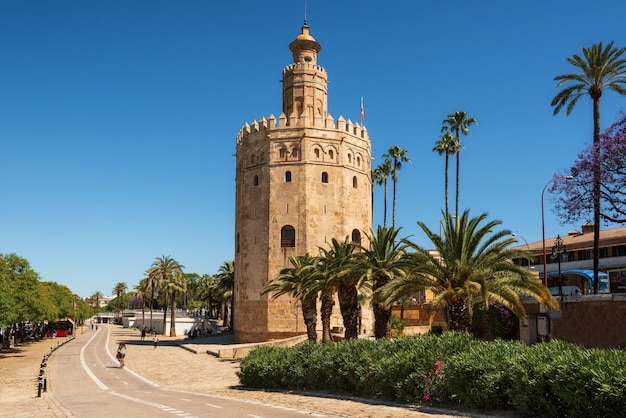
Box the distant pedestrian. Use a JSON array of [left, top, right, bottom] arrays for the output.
[[153, 333, 159, 348], [140, 327, 146, 341]]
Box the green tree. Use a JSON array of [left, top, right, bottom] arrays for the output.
[[551, 41, 626, 293], [91, 290, 103, 319], [163, 270, 186, 336], [379, 210, 559, 332], [433, 132, 460, 216], [354, 226, 411, 339], [262, 254, 319, 342], [147, 255, 184, 334], [318, 238, 369, 340], [382, 146, 410, 228], [0, 253, 42, 327], [113, 282, 128, 321], [441, 111, 477, 218], [216, 260, 234, 328]]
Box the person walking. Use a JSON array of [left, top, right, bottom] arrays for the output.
[[116, 342, 127, 368], [152, 332, 159, 349], [140, 327, 146, 341]]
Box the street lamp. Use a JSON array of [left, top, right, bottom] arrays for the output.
[[541, 175, 573, 287], [512, 233, 531, 268], [551, 235, 566, 295]]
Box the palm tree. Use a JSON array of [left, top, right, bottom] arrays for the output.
[[148, 255, 184, 334], [216, 260, 235, 328], [433, 132, 460, 216], [353, 225, 411, 339], [441, 111, 477, 218], [262, 254, 319, 342], [551, 41, 626, 293], [134, 278, 149, 329], [373, 159, 392, 227], [163, 270, 186, 336], [91, 291, 103, 318], [382, 146, 410, 228], [318, 238, 369, 340], [379, 210, 559, 332], [112, 282, 127, 322]]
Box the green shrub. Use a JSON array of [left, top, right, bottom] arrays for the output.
[[238, 333, 626, 417], [445, 339, 526, 409]]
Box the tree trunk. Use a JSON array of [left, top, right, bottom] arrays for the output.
[[169, 290, 177, 337], [301, 292, 318, 342], [162, 291, 168, 335], [373, 274, 392, 339], [338, 284, 359, 340], [320, 290, 333, 343], [446, 297, 471, 332], [444, 152, 449, 215], [592, 97, 601, 294], [455, 127, 460, 219]]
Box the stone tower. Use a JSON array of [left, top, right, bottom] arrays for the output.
[[234, 21, 372, 343]]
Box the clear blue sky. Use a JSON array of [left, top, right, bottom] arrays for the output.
[[2, 1, 625, 298]]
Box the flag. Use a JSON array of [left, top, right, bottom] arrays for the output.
[[360, 97, 364, 121]]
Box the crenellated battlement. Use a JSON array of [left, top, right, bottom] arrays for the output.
[[282, 62, 326, 75], [236, 113, 368, 146]]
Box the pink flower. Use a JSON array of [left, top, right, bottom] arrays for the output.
[[423, 393, 430, 401], [434, 361, 442, 368], [435, 369, 441, 377]]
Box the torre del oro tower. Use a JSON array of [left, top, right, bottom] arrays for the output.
[[234, 20, 372, 343]]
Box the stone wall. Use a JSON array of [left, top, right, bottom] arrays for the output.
[[549, 295, 626, 348]]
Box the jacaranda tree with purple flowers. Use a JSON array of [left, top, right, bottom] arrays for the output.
[[553, 114, 626, 230]]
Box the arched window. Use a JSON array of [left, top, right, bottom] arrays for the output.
[[356, 156, 361, 166], [328, 149, 334, 160], [253, 175, 259, 186], [351, 229, 362, 246], [347, 154, 352, 164], [352, 176, 357, 188], [250, 155, 255, 164], [260, 152, 265, 162], [281, 225, 296, 247], [279, 149, 286, 159], [321, 172, 329, 183], [314, 148, 320, 158], [292, 147, 298, 158], [285, 171, 292, 182]]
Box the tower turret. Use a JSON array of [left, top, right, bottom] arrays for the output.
[[282, 20, 328, 124]]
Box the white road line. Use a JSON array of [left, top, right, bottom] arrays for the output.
[[205, 403, 223, 409], [80, 330, 108, 390]]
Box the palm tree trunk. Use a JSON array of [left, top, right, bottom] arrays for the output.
[[392, 168, 397, 228], [301, 292, 318, 342], [320, 290, 333, 343], [383, 179, 388, 227], [444, 152, 449, 215], [592, 97, 601, 293], [455, 146, 460, 219], [338, 284, 359, 340], [373, 274, 392, 339], [169, 290, 177, 337], [162, 291, 168, 335]]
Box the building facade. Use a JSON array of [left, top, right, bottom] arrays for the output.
[[234, 21, 372, 343], [513, 223, 626, 294]]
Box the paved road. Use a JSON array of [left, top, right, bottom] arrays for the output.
[[48, 327, 333, 417]]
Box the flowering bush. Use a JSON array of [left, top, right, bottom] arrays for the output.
[[472, 301, 517, 339], [422, 361, 445, 402]]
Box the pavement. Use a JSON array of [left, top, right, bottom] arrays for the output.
[[0, 322, 489, 418]]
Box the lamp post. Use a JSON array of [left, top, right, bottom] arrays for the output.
[[512, 233, 531, 268], [551, 235, 566, 295], [541, 175, 572, 287]]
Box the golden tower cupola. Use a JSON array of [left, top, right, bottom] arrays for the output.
[[289, 20, 321, 64]]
